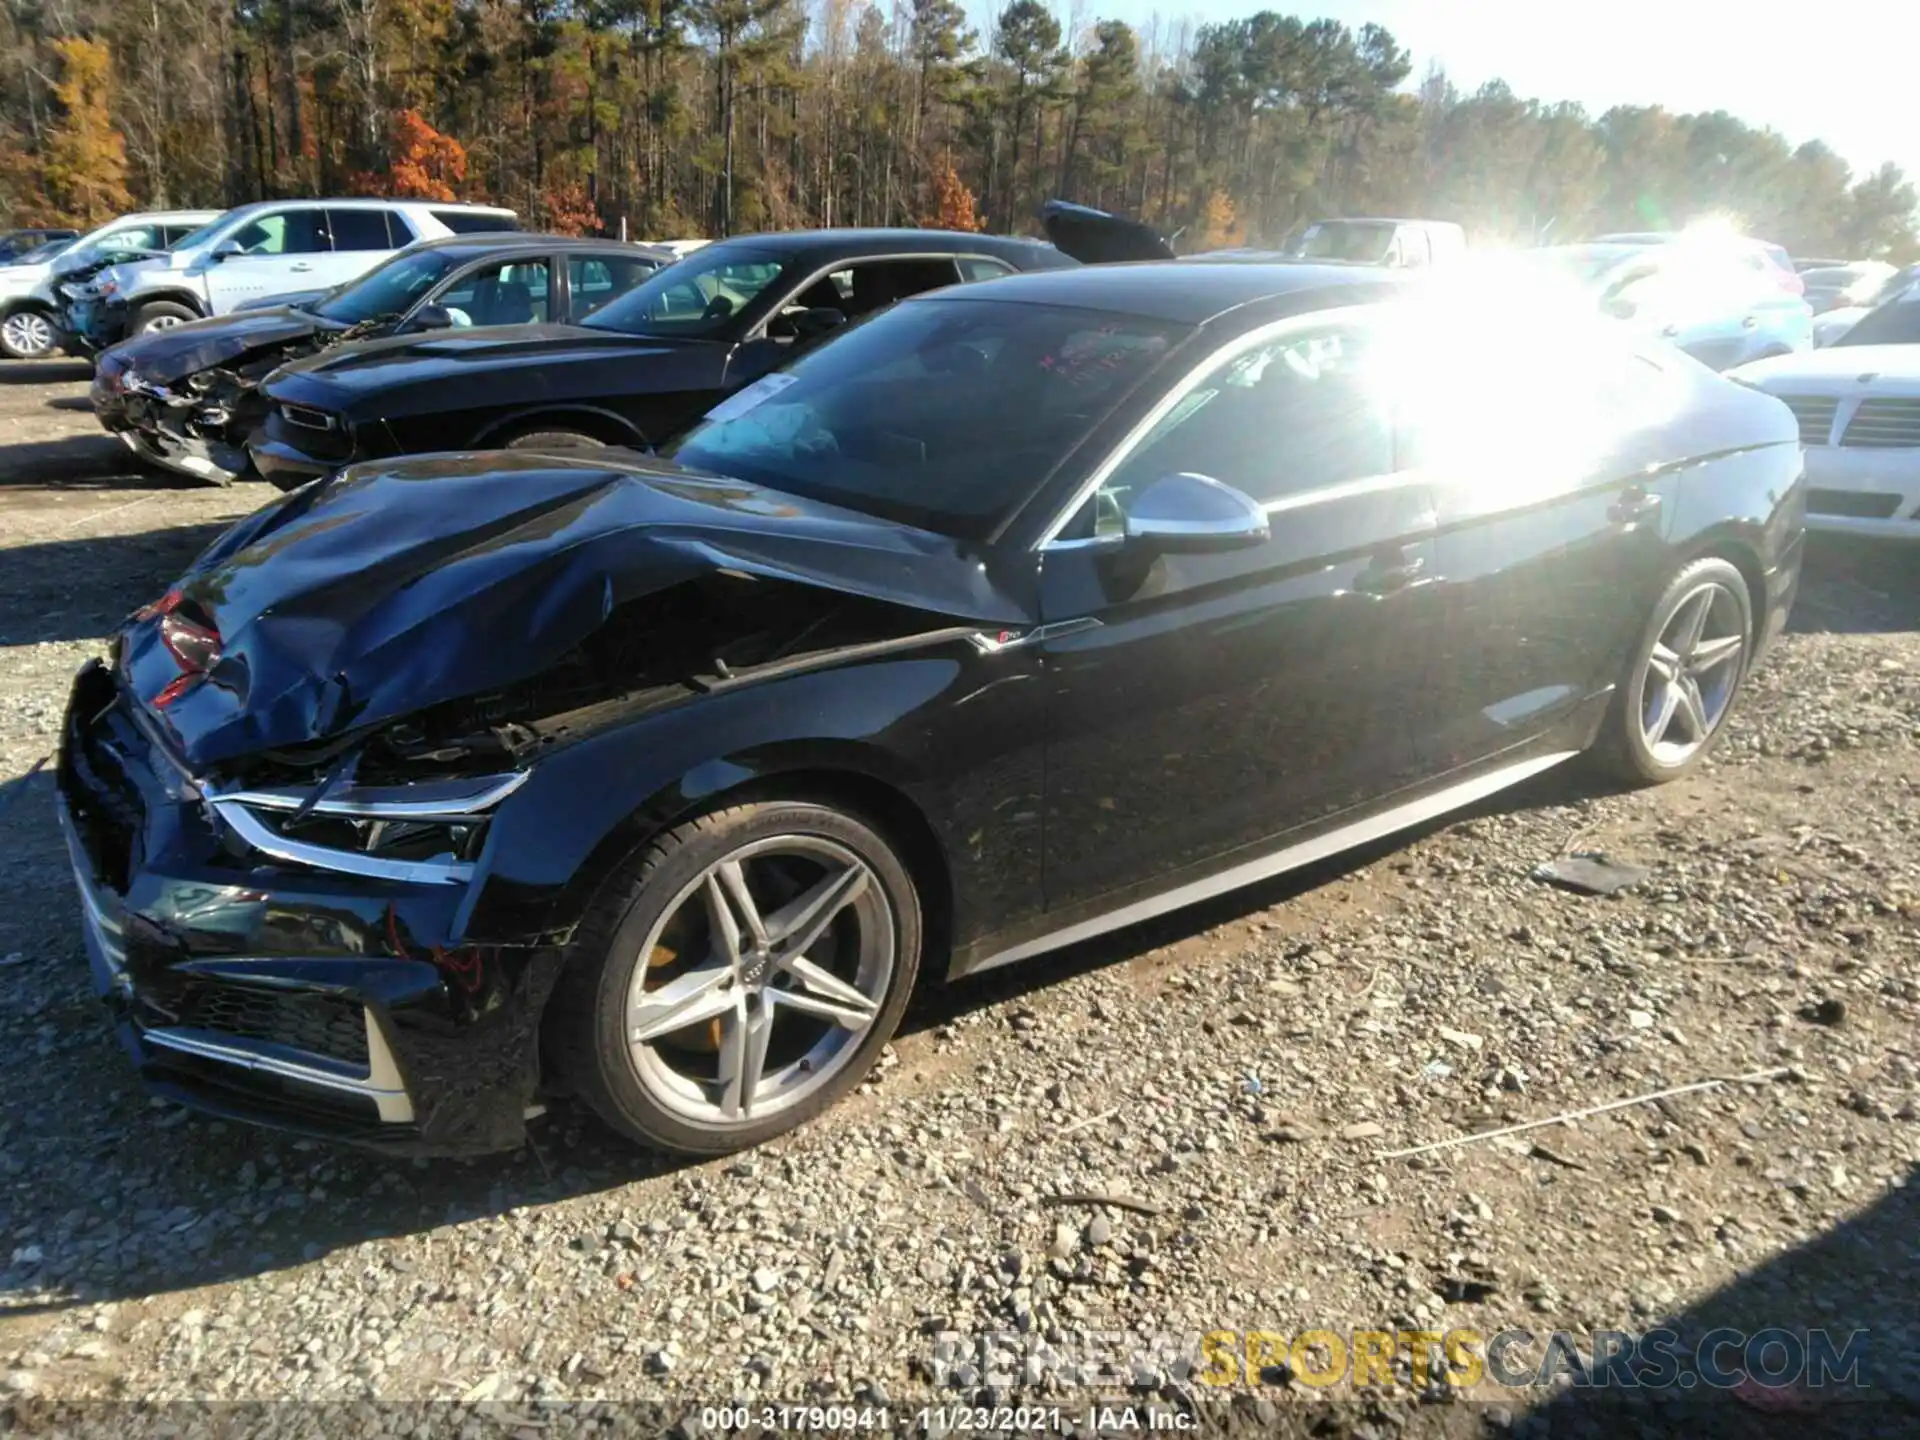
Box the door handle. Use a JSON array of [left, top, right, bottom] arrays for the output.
[[1356, 547, 1426, 596], [1608, 485, 1662, 526], [289, 263, 313, 273], [1741, 315, 1758, 329]]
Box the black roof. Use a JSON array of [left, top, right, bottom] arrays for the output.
[[404, 233, 675, 260], [918, 259, 1411, 325], [706, 228, 1065, 264]]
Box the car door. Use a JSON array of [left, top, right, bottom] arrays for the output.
[[1412, 336, 1689, 774], [723, 255, 968, 389], [1035, 313, 1440, 911], [429, 256, 553, 328], [202, 207, 330, 312], [320, 208, 400, 290]]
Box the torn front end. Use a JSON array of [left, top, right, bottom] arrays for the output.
[[94, 350, 286, 486], [56, 652, 564, 1155]]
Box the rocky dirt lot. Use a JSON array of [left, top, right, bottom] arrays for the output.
[[0, 356, 1916, 1436]]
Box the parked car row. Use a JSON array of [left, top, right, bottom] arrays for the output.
[[50, 198, 1815, 1162], [95, 233, 673, 484]]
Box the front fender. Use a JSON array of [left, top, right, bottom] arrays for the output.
[[461, 643, 1046, 948]]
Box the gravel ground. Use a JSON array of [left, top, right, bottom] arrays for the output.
[[0, 356, 1917, 1435]]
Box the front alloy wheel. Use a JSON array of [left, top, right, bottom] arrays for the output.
[[1595, 556, 1754, 784], [551, 800, 921, 1154], [0, 310, 56, 360]]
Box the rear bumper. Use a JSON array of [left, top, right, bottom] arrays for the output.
[[55, 660, 559, 1155]]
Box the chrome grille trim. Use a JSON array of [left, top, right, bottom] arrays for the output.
[[1840, 398, 1920, 449], [1776, 395, 1839, 447]]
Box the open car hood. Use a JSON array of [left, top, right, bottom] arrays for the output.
[[120, 452, 1029, 768], [1040, 199, 1176, 265]]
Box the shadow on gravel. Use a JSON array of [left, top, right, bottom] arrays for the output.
[[1792, 538, 1920, 637], [0, 758, 1614, 1318], [0, 359, 90, 385], [0, 434, 157, 489], [1526, 1170, 1920, 1438], [0, 521, 234, 645], [42, 395, 95, 413]]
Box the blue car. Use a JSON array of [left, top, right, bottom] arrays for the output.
[[1541, 239, 1813, 370]]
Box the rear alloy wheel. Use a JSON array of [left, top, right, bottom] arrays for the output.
[[0, 309, 56, 360], [131, 301, 198, 336], [550, 800, 921, 1154], [1593, 557, 1753, 785]]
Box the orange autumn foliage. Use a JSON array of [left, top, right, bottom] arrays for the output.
[[922, 162, 983, 232], [539, 180, 600, 236]]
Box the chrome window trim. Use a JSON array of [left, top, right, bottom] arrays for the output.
[[1032, 303, 1389, 550]]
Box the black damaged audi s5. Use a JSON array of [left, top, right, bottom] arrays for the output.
[[58, 260, 1804, 1157]]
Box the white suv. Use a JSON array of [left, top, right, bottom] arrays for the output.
[[85, 198, 520, 344], [0, 210, 222, 359]]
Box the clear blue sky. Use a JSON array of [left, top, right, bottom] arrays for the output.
[[997, 0, 1916, 185]]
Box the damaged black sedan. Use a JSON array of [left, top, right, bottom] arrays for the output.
[[91, 234, 669, 485], [58, 262, 1804, 1157]]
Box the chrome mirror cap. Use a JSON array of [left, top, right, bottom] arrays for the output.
[[1122, 472, 1270, 553]]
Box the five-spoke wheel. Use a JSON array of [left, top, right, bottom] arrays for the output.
[[1596, 556, 1754, 784], [550, 800, 920, 1154]]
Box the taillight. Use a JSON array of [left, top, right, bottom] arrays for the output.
[[137, 586, 223, 708], [1778, 270, 1805, 296]]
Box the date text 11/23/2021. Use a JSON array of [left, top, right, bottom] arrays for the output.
[[699, 1405, 1196, 1433]]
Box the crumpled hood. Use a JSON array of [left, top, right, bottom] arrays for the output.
[[265, 323, 706, 408], [122, 451, 1024, 768], [106, 305, 341, 384]]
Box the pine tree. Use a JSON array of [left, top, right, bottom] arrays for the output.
[[41, 37, 133, 224]]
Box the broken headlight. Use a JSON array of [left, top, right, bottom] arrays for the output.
[[207, 772, 529, 885]]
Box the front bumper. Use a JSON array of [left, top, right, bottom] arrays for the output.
[[91, 360, 254, 484], [1801, 445, 1920, 539], [55, 660, 560, 1154], [58, 295, 129, 356]]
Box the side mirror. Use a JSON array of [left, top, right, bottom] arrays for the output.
[[1122, 472, 1269, 553], [211, 240, 245, 263], [409, 303, 456, 332]]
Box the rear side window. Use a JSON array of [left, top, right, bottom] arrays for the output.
[[431, 210, 521, 235], [386, 212, 417, 246], [567, 255, 660, 320], [327, 209, 392, 252], [958, 256, 1015, 283]]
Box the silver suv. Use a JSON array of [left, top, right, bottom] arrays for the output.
[[0, 210, 222, 359], [82, 199, 520, 346]]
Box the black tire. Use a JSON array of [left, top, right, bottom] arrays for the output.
[[547, 798, 922, 1155], [129, 301, 200, 336], [1589, 556, 1754, 786], [501, 427, 608, 452]]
